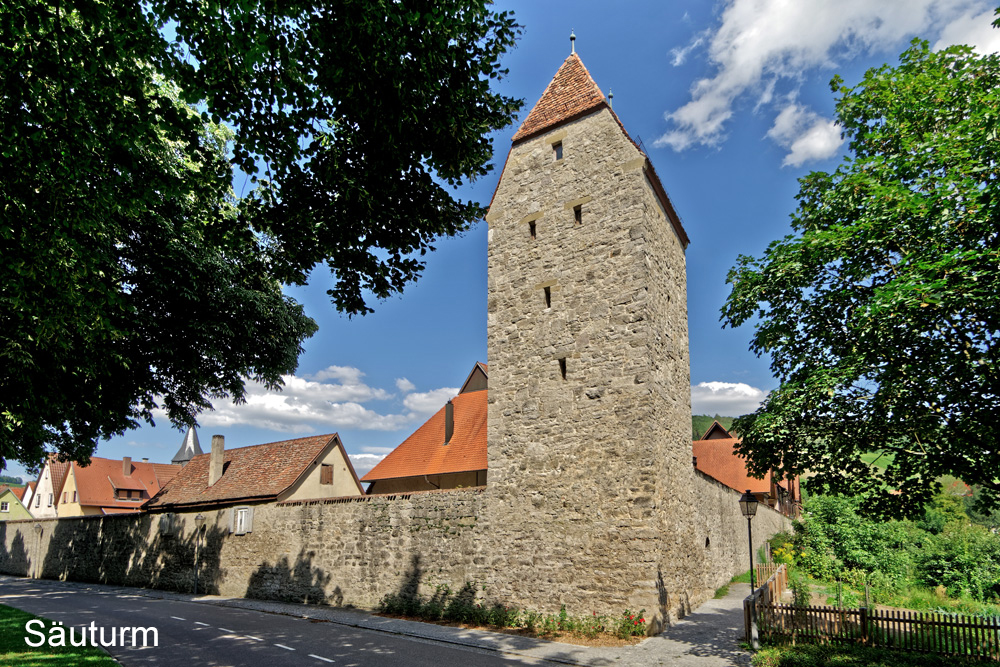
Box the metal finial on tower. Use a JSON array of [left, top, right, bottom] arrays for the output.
[[570, 29, 576, 54], [609, 89, 614, 109]]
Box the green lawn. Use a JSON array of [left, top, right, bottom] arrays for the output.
[[752, 643, 986, 667], [0, 604, 117, 666]]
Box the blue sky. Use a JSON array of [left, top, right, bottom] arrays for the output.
[[6, 0, 1000, 482]]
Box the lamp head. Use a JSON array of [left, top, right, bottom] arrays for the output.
[[739, 489, 759, 518]]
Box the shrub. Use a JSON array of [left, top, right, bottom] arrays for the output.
[[614, 609, 647, 638]]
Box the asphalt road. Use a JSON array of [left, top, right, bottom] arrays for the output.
[[0, 578, 549, 667]]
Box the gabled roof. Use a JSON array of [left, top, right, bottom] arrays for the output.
[[362, 389, 487, 482], [512, 53, 607, 144], [72, 457, 181, 512], [145, 434, 346, 509], [42, 455, 71, 500], [699, 420, 734, 441], [459, 362, 489, 395], [692, 435, 771, 495], [6, 485, 27, 502]]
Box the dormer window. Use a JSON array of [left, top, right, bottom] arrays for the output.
[[553, 141, 563, 161]]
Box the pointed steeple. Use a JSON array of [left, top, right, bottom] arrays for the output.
[[511, 53, 607, 144], [172, 426, 204, 466]]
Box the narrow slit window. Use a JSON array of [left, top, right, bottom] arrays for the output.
[[544, 286, 551, 308], [553, 141, 563, 160], [529, 220, 536, 240], [558, 358, 567, 380], [573, 205, 582, 225]]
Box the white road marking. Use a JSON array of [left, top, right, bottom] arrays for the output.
[[309, 655, 334, 663], [274, 644, 295, 651], [194, 621, 210, 626], [219, 628, 235, 633], [245, 635, 263, 641], [171, 616, 186, 621]]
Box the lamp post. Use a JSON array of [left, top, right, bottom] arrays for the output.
[[739, 489, 759, 591], [32, 523, 42, 579], [193, 514, 206, 595]]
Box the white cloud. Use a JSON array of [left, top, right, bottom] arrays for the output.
[[361, 446, 395, 455], [403, 388, 459, 415], [766, 103, 844, 166], [691, 381, 768, 417], [348, 453, 386, 480], [657, 0, 988, 156], [395, 377, 416, 393], [935, 8, 1000, 53], [302, 366, 390, 401]]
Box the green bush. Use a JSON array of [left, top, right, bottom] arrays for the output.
[[917, 522, 1000, 601]]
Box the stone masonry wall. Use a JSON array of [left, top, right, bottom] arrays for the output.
[[484, 107, 698, 630], [0, 481, 787, 616]]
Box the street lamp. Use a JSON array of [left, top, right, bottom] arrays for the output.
[[739, 490, 759, 591], [32, 523, 42, 579], [193, 514, 206, 596]]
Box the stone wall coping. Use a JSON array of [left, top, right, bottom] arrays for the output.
[[276, 485, 486, 507], [694, 470, 790, 521]]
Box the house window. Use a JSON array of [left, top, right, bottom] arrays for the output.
[[573, 205, 582, 225], [233, 507, 252, 535], [320, 464, 333, 485], [35, 495, 40, 508], [47, 494, 53, 507], [73, 491, 77, 503], [1, 502, 8, 513], [62, 492, 67, 504], [553, 141, 563, 160]]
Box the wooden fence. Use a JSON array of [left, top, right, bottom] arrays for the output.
[[750, 601, 1000, 660], [744, 563, 787, 648]]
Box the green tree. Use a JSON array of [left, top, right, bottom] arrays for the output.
[[1, 0, 520, 470], [722, 39, 1000, 517]]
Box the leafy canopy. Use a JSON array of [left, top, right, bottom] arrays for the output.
[[722, 39, 1000, 517], [1, 0, 521, 470]]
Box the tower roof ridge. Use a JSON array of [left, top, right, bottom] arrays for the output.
[[511, 53, 607, 144]]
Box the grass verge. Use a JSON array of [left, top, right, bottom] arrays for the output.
[[0, 603, 117, 666], [751, 642, 986, 667]]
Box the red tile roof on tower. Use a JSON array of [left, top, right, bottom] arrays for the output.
[[145, 434, 347, 509], [512, 53, 607, 144], [71, 457, 181, 513], [362, 389, 487, 482]]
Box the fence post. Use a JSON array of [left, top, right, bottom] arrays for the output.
[[860, 606, 868, 645]]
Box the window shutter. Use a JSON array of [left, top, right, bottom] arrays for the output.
[[246, 507, 254, 534], [320, 464, 333, 485], [227, 508, 235, 534]]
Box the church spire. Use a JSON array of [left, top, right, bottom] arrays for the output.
[[171, 426, 204, 466]]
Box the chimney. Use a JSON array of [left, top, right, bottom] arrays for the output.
[[209, 435, 224, 486], [122, 456, 132, 477], [444, 400, 454, 445], [142, 458, 148, 463]]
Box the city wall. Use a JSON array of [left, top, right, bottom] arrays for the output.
[[0, 477, 788, 627]]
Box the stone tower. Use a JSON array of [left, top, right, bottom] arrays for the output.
[[484, 51, 699, 628]]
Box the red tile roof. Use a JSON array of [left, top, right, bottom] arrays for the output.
[[362, 390, 487, 482], [489, 53, 690, 248], [71, 457, 181, 511], [512, 53, 607, 144], [693, 437, 772, 495], [42, 456, 71, 501], [145, 434, 342, 509], [6, 485, 27, 502]]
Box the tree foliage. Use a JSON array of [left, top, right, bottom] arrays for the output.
[[1, 0, 521, 469], [723, 39, 1000, 517]]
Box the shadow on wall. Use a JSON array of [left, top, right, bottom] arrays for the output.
[[35, 515, 228, 595], [246, 549, 334, 605], [0, 526, 31, 577]]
